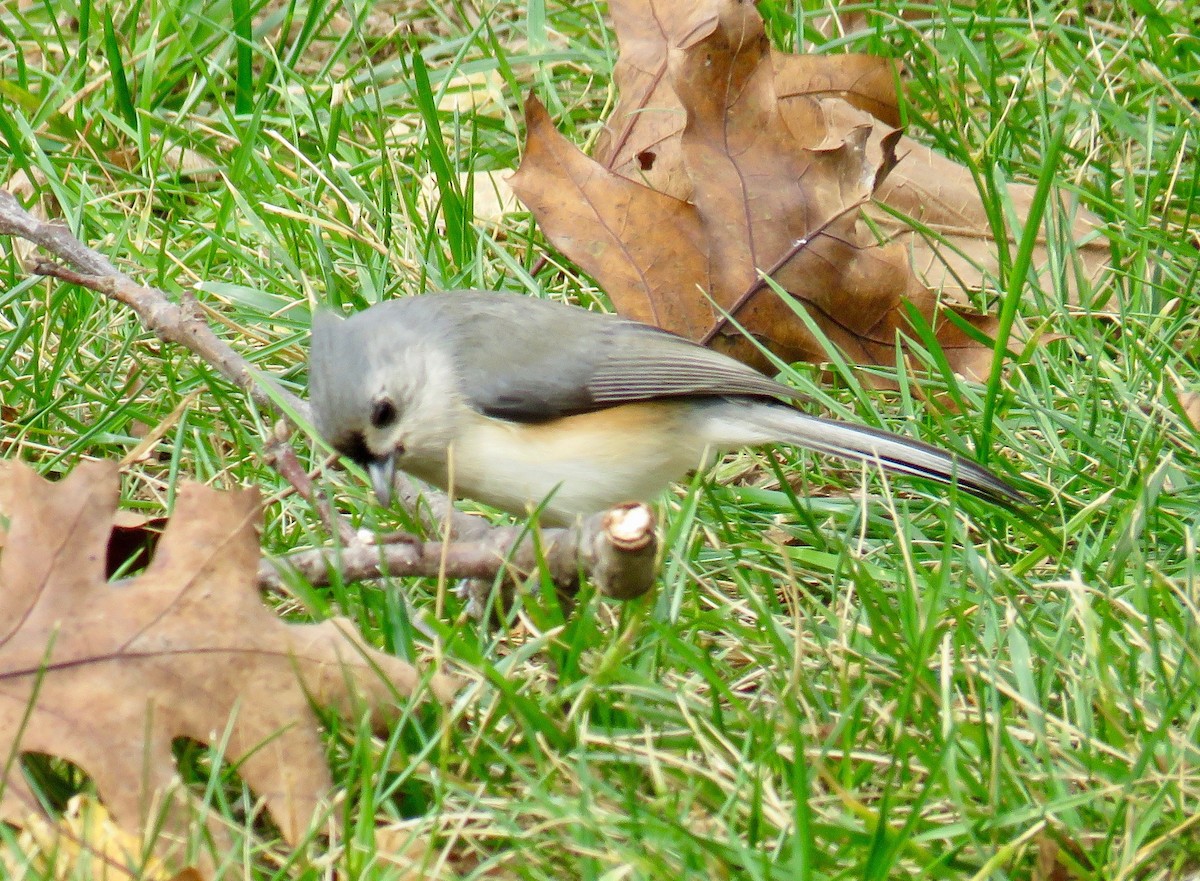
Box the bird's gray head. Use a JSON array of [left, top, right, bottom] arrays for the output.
[[308, 304, 460, 503]]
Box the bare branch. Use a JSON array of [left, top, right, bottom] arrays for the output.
[[259, 502, 659, 602], [0, 190, 117, 276], [28, 258, 303, 417]]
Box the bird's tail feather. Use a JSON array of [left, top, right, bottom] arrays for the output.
[[706, 400, 1024, 507]]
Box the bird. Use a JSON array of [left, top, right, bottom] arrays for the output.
[[308, 290, 1023, 526]]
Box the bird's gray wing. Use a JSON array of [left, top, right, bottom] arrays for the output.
[[587, 322, 796, 404], [438, 291, 797, 423]]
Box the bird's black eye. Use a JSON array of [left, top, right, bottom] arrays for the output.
[[370, 397, 398, 429]]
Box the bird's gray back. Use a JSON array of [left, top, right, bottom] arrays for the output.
[[321, 290, 799, 424], [435, 291, 799, 421]]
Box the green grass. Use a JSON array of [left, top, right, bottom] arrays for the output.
[[2, 0, 1199, 878]]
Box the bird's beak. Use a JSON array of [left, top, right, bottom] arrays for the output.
[[368, 455, 396, 506]]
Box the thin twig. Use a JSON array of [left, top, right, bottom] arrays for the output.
[[27, 259, 302, 417], [258, 503, 658, 602], [264, 424, 358, 547]]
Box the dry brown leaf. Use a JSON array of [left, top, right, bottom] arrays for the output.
[[512, 95, 713, 340], [108, 140, 219, 182], [0, 460, 458, 868], [5, 795, 174, 881], [516, 0, 1108, 379], [420, 170, 520, 229], [511, 1, 998, 377], [596, 0, 1107, 303], [1177, 391, 1200, 434], [595, 0, 901, 197], [588, 1, 720, 202], [1033, 830, 1092, 880], [775, 53, 903, 128], [865, 134, 1109, 303]]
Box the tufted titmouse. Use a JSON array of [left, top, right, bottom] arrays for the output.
[[308, 290, 1022, 525]]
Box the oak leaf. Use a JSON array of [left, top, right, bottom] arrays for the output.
[[596, 0, 1108, 304], [511, 0, 1107, 378], [0, 460, 457, 867]]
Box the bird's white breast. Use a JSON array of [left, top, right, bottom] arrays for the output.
[[402, 402, 715, 525]]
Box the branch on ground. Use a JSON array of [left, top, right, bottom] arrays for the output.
[[260, 502, 659, 604]]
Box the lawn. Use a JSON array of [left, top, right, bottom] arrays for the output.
[[1, 0, 1198, 878]]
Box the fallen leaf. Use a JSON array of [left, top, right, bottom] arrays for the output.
[[864, 134, 1109, 304], [6, 795, 174, 881], [774, 53, 904, 127], [597, 0, 1108, 303], [0, 461, 458, 869], [515, 0, 1108, 379], [595, 2, 901, 198], [588, 1, 720, 203], [512, 95, 712, 341], [436, 69, 506, 115], [511, 6, 989, 376], [421, 170, 520, 229], [1176, 390, 1200, 433], [1033, 830, 1092, 880]]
